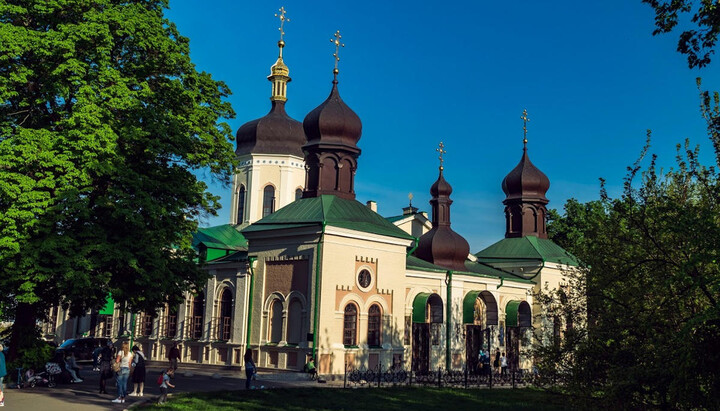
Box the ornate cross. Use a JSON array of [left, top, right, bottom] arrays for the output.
[[521, 109, 529, 146], [436, 141, 447, 169], [408, 192, 414, 207], [331, 30, 344, 73], [275, 7, 289, 41]]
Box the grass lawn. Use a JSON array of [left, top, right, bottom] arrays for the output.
[[143, 387, 589, 410]]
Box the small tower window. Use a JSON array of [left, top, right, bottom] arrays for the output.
[[295, 188, 303, 201], [263, 185, 276, 217], [237, 185, 246, 224]]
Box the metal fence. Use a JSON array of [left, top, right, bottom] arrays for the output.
[[344, 365, 536, 389]]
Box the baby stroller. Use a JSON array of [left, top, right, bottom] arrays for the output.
[[44, 362, 63, 387], [25, 368, 55, 388]]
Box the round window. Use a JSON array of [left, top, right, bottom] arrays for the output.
[[358, 269, 372, 289]]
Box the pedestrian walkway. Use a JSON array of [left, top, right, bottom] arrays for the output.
[[6, 364, 323, 410]]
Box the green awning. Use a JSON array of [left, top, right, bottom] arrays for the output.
[[463, 291, 499, 325], [463, 291, 482, 324], [412, 293, 431, 323], [506, 300, 531, 327], [99, 295, 114, 315]]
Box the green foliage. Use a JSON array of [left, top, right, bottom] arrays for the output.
[[1, 325, 53, 375], [544, 91, 720, 408], [0, 0, 236, 352], [643, 0, 720, 68]]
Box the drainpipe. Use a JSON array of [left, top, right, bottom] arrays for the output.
[[445, 270, 453, 370], [245, 256, 257, 347], [406, 237, 419, 256], [311, 221, 327, 361], [129, 313, 135, 348]]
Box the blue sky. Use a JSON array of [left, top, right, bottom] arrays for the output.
[[166, 0, 719, 251]]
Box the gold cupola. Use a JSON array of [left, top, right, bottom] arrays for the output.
[[268, 7, 290, 102]]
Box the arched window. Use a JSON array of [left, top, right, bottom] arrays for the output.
[[237, 185, 246, 224], [269, 299, 283, 343], [343, 304, 358, 346], [286, 299, 303, 344], [263, 185, 275, 217], [191, 292, 205, 339], [368, 304, 381, 347], [217, 289, 233, 341], [295, 188, 303, 201]]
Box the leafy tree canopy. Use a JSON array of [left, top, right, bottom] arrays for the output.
[[544, 93, 720, 407], [0, 0, 236, 358], [644, 0, 720, 68]]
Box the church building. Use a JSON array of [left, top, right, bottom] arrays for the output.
[[43, 10, 579, 376]]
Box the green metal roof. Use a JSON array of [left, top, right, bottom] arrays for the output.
[[406, 256, 534, 284], [385, 214, 408, 223], [193, 224, 248, 251], [406, 255, 448, 272], [475, 236, 579, 266], [205, 250, 248, 265], [242, 195, 415, 241], [463, 261, 535, 283]]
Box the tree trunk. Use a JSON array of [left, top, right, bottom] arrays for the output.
[[8, 302, 39, 363]]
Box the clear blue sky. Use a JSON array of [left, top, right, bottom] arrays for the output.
[[166, 0, 719, 251]]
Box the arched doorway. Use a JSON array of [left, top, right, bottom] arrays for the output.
[[505, 300, 531, 371], [411, 293, 443, 375], [463, 290, 498, 374]]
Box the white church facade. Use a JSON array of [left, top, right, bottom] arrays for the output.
[[43, 17, 580, 377]]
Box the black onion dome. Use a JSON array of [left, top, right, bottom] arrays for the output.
[[501, 149, 550, 202], [303, 81, 362, 146], [415, 227, 470, 271], [236, 101, 306, 157], [430, 169, 453, 197]]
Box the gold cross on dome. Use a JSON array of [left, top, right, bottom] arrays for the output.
[[275, 7, 289, 41], [408, 192, 414, 206], [331, 30, 344, 73], [521, 109, 530, 145], [436, 141, 447, 169]]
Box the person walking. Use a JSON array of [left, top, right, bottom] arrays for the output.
[[98, 341, 114, 394], [167, 343, 180, 371], [500, 352, 508, 376], [494, 349, 501, 375], [129, 345, 146, 397], [0, 343, 7, 407], [244, 350, 256, 389], [156, 368, 175, 405], [112, 342, 133, 404], [91, 343, 102, 371]]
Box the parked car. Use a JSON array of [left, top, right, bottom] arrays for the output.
[[56, 337, 111, 362]]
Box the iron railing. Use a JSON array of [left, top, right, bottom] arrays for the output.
[[344, 364, 536, 389]]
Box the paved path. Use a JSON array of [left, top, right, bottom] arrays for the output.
[[5, 364, 321, 410]]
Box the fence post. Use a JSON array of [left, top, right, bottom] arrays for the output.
[[489, 366, 493, 389], [343, 364, 347, 389], [409, 370, 413, 387], [512, 370, 516, 389], [438, 367, 442, 387], [378, 363, 382, 388], [464, 367, 468, 389]]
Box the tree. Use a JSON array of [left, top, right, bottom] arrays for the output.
[[643, 0, 720, 68], [0, 0, 236, 362], [545, 117, 720, 408]]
